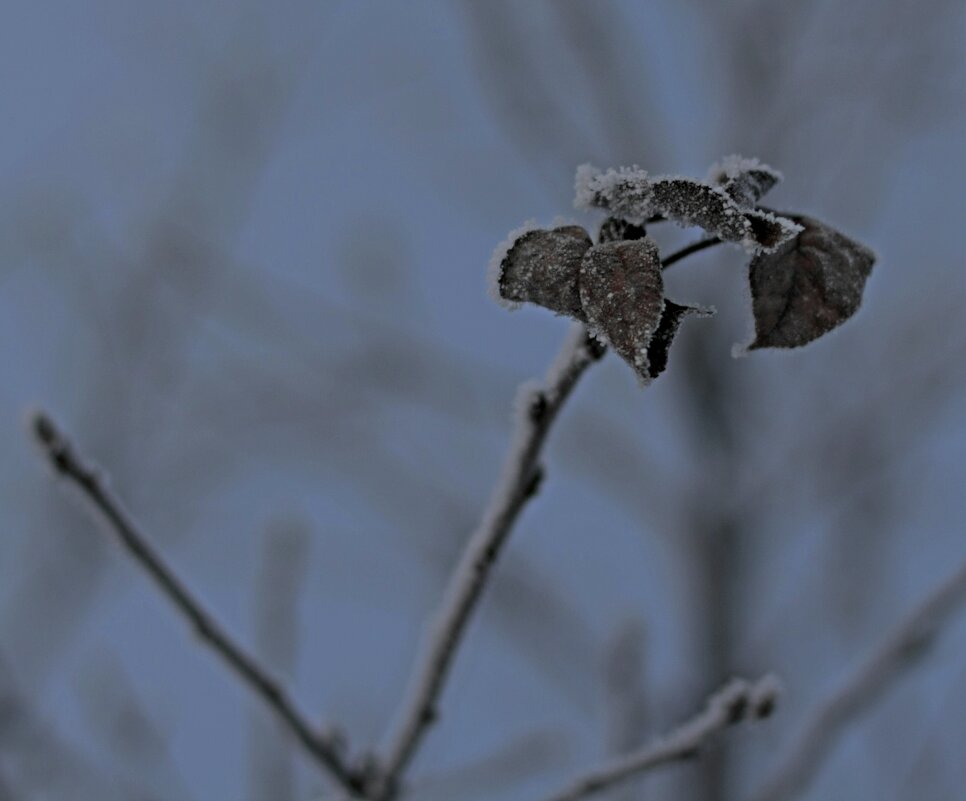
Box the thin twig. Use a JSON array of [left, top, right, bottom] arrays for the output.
[[29, 412, 364, 797], [750, 560, 966, 801], [538, 675, 781, 801], [375, 324, 606, 798], [661, 237, 723, 270]]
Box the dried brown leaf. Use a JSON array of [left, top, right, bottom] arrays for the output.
[[707, 155, 783, 209], [575, 165, 800, 253], [496, 225, 592, 318], [746, 214, 876, 350], [578, 239, 665, 382]]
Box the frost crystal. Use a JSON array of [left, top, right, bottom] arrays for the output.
[[579, 239, 669, 385], [574, 164, 652, 225], [707, 155, 783, 209], [488, 224, 710, 384], [494, 225, 592, 318], [574, 164, 800, 254], [488, 220, 542, 309]]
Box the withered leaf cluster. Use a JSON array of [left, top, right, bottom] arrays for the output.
[[491, 157, 875, 383]]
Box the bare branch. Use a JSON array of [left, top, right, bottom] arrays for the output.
[[28, 412, 364, 797], [538, 675, 781, 801], [751, 560, 966, 801], [376, 324, 606, 798]]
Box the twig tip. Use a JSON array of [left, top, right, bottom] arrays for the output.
[[26, 407, 56, 445], [26, 408, 73, 474]]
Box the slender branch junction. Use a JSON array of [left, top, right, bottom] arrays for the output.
[[374, 324, 605, 798], [539, 674, 781, 801], [30, 412, 366, 797]]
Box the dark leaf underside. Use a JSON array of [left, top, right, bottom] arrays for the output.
[[747, 214, 875, 349]]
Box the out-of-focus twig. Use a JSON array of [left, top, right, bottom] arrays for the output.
[[537, 675, 781, 801], [29, 412, 364, 797], [602, 619, 650, 801], [248, 521, 311, 801], [375, 324, 606, 798], [751, 560, 966, 801]]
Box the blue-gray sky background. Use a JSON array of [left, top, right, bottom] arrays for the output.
[[1, 2, 965, 800]]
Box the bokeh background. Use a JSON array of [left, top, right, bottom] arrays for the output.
[[2, 2, 965, 800]]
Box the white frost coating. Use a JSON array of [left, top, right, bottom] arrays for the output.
[[707, 154, 783, 185], [487, 219, 540, 309], [508, 378, 544, 467], [574, 164, 799, 253], [574, 164, 651, 224], [585, 324, 611, 351], [573, 163, 604, 209], [744, 209, 803, 254]]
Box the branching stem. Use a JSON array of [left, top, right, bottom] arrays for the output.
[[375, 324, 605, 798], [30, 413, 365, 797], [537, 675, 780, 801]]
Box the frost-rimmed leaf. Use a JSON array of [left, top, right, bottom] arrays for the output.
[[744, 214, 876, 350], [649, 179, 799, 252], [707, 155, 782, 209], [490, 224, 592, 317], [574, 165, 801, 253], [574, 164, 651, 225], [645, 300, 714, 380], [578, 239, 666, 382]]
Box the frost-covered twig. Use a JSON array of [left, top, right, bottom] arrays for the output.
[[751, 561, 966, 801], [376, 324, 606, 798], [28, 412, 364, 797], [538, 675, 781, 801]]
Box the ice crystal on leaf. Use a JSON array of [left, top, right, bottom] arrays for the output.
[[575, 160, 800, 254], [496, 225, 592, 318], [578, 240, 666, 382], [707, 155, 783, 209]]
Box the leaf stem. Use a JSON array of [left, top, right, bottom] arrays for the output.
[[661, 237, 723, 270]]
